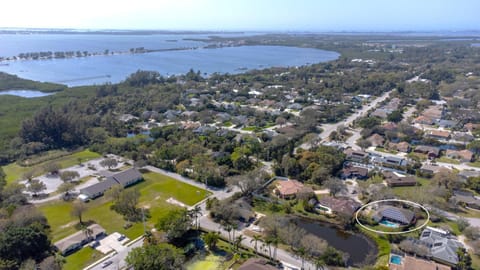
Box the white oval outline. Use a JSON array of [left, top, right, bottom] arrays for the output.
[[355, 199, 430, 235]]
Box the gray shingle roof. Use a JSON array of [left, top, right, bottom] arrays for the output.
[[376, 206, 414, 224], [110, 168, 143, 187], [80, 177, 119, 198]]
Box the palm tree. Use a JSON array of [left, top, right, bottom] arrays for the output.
[[314, 258, 325, 270], [264, 237, 273, 261], [234, 235, 245, 252], [222, 223, 233, 243], [202, 231, 220, 250], [294, 247, 307, 270], [271, 236, 279, 261], [189, 205, 202, 230], [250, 235, 262, 256]]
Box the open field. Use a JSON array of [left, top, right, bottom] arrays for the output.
[[39, 171, 211, 242], [2, 149, 100, 183]]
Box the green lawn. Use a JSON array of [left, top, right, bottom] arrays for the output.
[[468, 161, 480, 168], [39, 171, 211, 242], [63, 247, 104, 270], [391, 177, 431, 199], [2, 149, 100, 183], [436, 157, 460, 165]]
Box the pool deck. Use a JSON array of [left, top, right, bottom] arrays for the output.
[[389, 255, 450, 270]]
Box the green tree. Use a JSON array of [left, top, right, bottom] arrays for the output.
[[26, 179, 46, 196], [156, 209, 192, 241], [467, 140, 480, 155], [59, 170, 80, 182], [251, 234, 262, 256], [387, 110, 403, 123], [58, 182, 75, 198], [43, 162, 60, 175], [125, 243, 185, 270], [202, 232, 219, 250], [100, 158, 118, 170], [71, 201, 88, 225], [0, 224, 51, 264], [110, 188, 141, 221], [456, 248, 473, 270]]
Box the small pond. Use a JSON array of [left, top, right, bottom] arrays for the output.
[[0, 89, 53, 98], [295, 219, 377, 266]]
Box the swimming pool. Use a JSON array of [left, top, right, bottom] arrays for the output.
[[380, 219, 399, 228], [390, 255, 402, 265]]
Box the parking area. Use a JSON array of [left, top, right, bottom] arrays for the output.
[[96, 232, 130, 254]]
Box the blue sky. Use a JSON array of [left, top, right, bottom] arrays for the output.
[[1, 0, 479, 31]]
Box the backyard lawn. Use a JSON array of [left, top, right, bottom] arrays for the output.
[[2, 149, 100, 183], [39, 171, 211, 242], [63, 247, 104, 270]]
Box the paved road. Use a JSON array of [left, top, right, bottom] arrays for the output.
[[298, 90, 392, 151], [87, 237, 144, 270], [427, 206, 480, 228]]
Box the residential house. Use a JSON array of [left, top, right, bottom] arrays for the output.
[[419, 227, 464, 267], [341, 165, 369, 180], [109, 168, 143, 188], [458, 170, 480, 180], [273, 179, 305, 199], [79, 177, 119, 200], [452, 190, 480, 210], [452, 132, 475, 143], [419, 164, 451, 175], [79, 168, 143, 200], [426, 130, 451, 141], [437, 119, 458, 129], [371, 109, 389, 119], [382, 122, 398, 131], [388, 141, 411, 153], [445, 149, 474, 163], [414, 145, 441, 159], [464, 122, 480, 132], [344, 148, 369, 163], [372, 155, 408, 167], [238, 258, 277, 270], [389, 255, 451, 270], [317, 196, 361, 217], [373, 206, 415, 226], [193, 125, 216, 135], [413, 116, 434, 125], [422, 105, 444, 121], [54, 224, 106, 255], [383, 171, 418, 187], [367, 133, 385, 147]]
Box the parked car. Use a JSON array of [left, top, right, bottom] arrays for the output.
[[102, 261, 113, 268], [117, 234, 126, 241]]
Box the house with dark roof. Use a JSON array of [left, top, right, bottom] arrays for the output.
[[383, 171, 418, 187], [79, 177, 119, 200], [458, 170, 480, 180], [79, 168, 143, 200], [420, 164, 451, 175], [238, 258, 277, 270], [452, 190, 480, 210], [372, 155, 408, 167], [318, 196, 361, 217], [373, 206, 415, 226], [414, 145, 441, 159], [344, 148, 369, 163], [341, 165, 368, 180], [54, 224, 106, 255]]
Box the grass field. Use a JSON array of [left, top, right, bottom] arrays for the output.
[[39, 171, 211, 242], [63, 247, 103, 270], [2, 149, 100, 183], [437, 157, 460, 165], [391, 177, 431, 199]]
